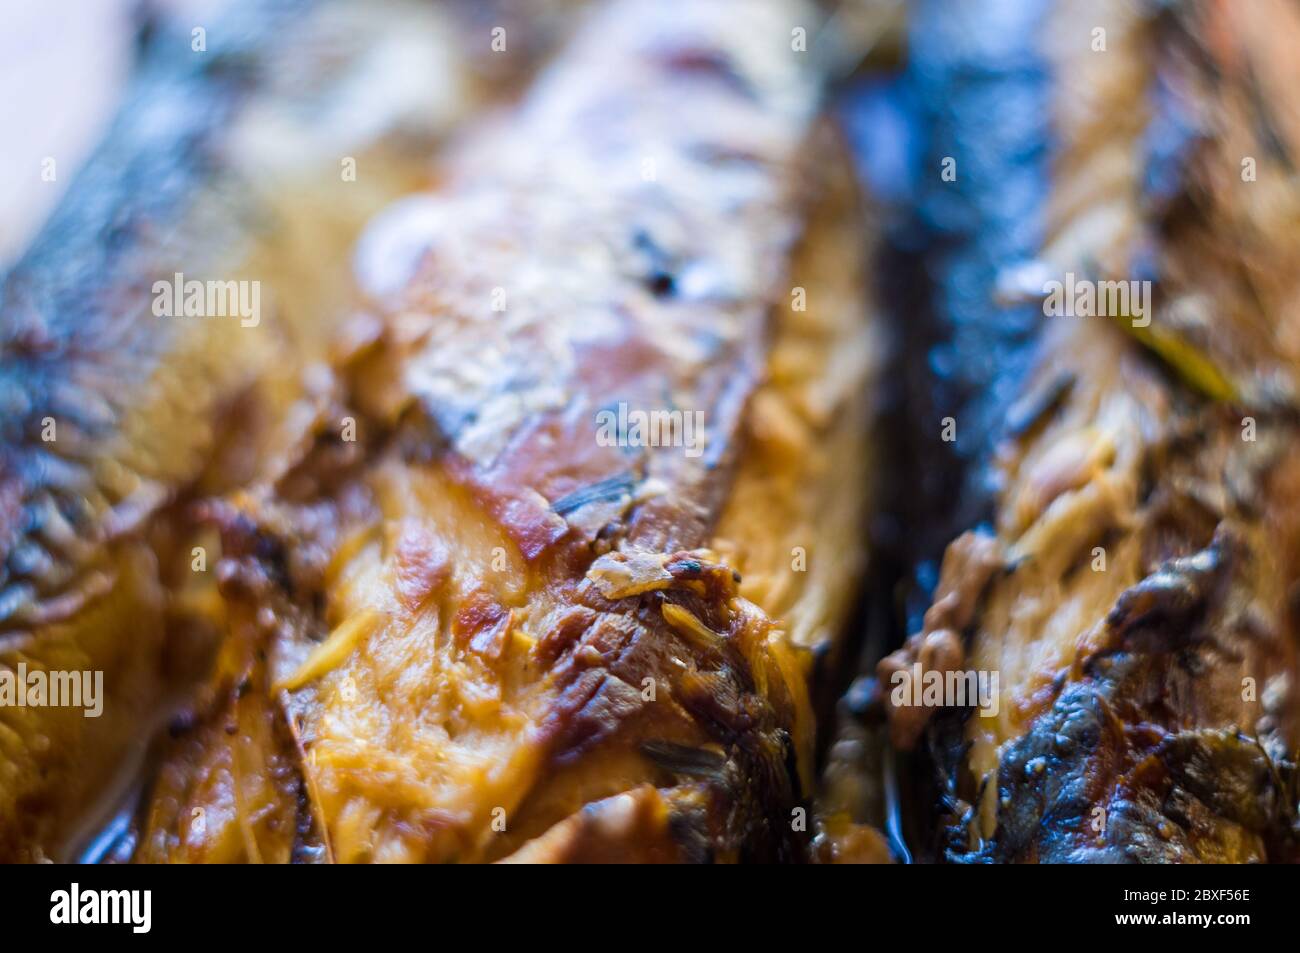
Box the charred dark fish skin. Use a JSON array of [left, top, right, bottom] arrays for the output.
[[950, 516, 1300, 864], [886, 0, 1054, 581], [957, 680, 1296, 864], [819, 0, 1056, 858]]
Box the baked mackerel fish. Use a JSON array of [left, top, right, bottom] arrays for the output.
[[126, 0, 881, 863], [874, 0, 1300, 863], [0, 0, 576, 863]]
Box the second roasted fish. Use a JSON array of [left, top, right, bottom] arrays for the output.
[[127, 0, 881, 863]]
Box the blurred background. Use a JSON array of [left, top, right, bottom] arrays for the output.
[[0, 1, 243, 264]]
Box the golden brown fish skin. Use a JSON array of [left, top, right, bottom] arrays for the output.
[[1, 0, 577, 863], [131, 0, 877, 863], [300, 0, 832, 863]]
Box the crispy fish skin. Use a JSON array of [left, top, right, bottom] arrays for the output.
[[876, 0, 1300, 863], [0, 0, 568, 862], [133, 0, 877, 864]]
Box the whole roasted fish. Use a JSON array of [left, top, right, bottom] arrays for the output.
[[866, 0, 1300, 863], [128, 0, 882, 864]]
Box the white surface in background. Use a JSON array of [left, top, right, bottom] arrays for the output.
[[0, 0, 137, 267]]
